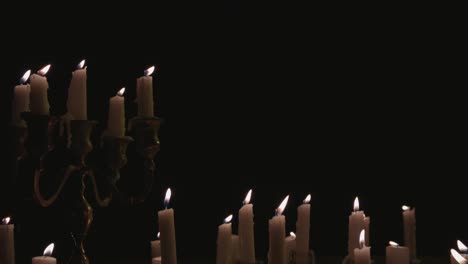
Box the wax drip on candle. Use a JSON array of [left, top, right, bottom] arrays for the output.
[[1, 217, 11, 225], [354, 197, 360, 213], [458, 240, 468, 253], [145, 66, 156, 77], [77, 60, 86, 70], [224, 214, 233, 224], [117, 87, 125, 97], [164, 188, 172, 209], [290, 232, 296, 239], [275, 195, 289, 216], [303, 194, 311, 204], [451, 249, 467, 264], [37, 64, 51, 76], [157, 232, 160, 239], [389, 241, 399, 247], [43, 243, 54, 257], [402, 205, 410, 211], [19, 69, 31, 85], [243, 189, 252, 205], [359, 229, 365, 249]]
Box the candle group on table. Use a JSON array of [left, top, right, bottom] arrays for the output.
[[158, 188, 177, 264], [217, 214, 233, 264], [386, 241, 409, 264], [0, 217, 15, 264], [268, 195, 289, 264], [11, 70, 31, 126], [32, 243, 56, 264]]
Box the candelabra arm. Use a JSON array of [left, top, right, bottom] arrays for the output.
[[85, 169, 112, 207], [34, 165, 74, 208]]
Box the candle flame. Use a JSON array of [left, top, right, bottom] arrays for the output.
[[359, 229, 365, 248], [117, 87, 125, 96], [353, 197, 359, 212], [277, 195, 289, 215], [157, 232, 160, 239], [389, 241, 399, 247], [145, 66, 155, 76], [402, 205, 410, 211], [290, 232, 296, 239], [164, 188, 172, 207], [224, 214, 233, 224], [451, 249, 467, 264], [1, 217, 11, 225], [303, 194, 311, 204], [43, 243, 54, 256], [38, 64, 51, 76], [458, 240, 468, 252], [244, 189, 252, 205], [77, 60, 86, 69], [20, 70, 31, 84]]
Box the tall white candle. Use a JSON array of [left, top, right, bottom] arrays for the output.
[[348, 197, 365, 258], [216, 214, 233, 264], [107, 87, 126, 137], [0, 217, 15, 264], [67, 60, 87, 120], [231, 234, 240, 263], [402, 205, 416, 260], [296, 194, 311, 255], [269, 195, 289, 264], [32, 243, 56, 264], [239, 189, 255, 263], [353, 230, 371, 264], [151, 232, 161, 258], [29, 64, 51, 115], [285, 232, 296, 262], [11, 70, 31, 126], [386, 241, 409, 264], [451, 249, 468, 264], [158, 188, 177, 264], [137, 66, 155, 117]]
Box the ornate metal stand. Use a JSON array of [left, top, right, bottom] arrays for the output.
[[14, 113, 161, 264]]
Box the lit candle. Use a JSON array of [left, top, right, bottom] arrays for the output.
[[0, 217, 15, 264], [348, 197, 366, 258], [285, 231, 296, 262], [451, 241, 468, 264], [269, 195, 289, 264], [29, 64, 51, 115], [107, 87, 126, 137], [158, 188, 177, 264], [67, 60, 87, 120], [231, 234, 240, 263], [32, 243, 56, 264], [386, 241, 409, 264], [11, 70, 31, 126], [353, 230, 371, 264], [216, 214, 233, 264], [402, 205, 416, 260], [151, 232, 161, 258], [239, 189, 255, 263], [296, 194, 311, 255], [137, 66, 155, 117], [451, 249, 468, 264]]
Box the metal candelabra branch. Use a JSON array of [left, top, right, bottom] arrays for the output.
[[15, 113, 161, 264]]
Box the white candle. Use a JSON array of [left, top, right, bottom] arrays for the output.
[[152, 257, 162, 264], [67, 60, 87, 120], [137, 66, 155, 117], [296, 194, 311, 255], [151, 232, 161, 258], [11, 70, 31, 126], [32, 243, 56, 264], [353, 230, 371, 264], [386, 241, 409, 264], [402, 205, 416, 260], [231, 234, 240, 263], [364, 215, 370, 246], [451, 249, 468, 264], [29, 64, 50, 115], [0, 217, 15, 264], [107, 87, 126, 137], [285, 232, 296, 262], [269, 195, 289, 264], [158, 188, 177, 264], [216, 214, 233, 264], [348, 197, 366, 258], [239, 189, 255, 263]]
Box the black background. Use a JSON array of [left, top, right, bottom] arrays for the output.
[[0, 4, 465, 263]]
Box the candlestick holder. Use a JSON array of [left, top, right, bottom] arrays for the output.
[[13, 113, 161, 264]]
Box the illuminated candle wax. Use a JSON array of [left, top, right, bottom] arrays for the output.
[[0, 217, 15, 264], [451, 249, 468, 264], [158, 188, 177, 264], [402, 205, 416, 260], [285, 232, 296, 262], [137, 66, 155, 117], [364, 214, 370, 246], [386, 241, 409, 264], [29, 64, 51, 115], [107, 87, 126, 137], [348, 197, 366, 258], [353, 230, 371, 264], [67, 60, 87, 120], [239, 189, 255, 263], [451, 241, 468, 264], [152, 257, 162, 264], [32, 243, 56, 264], [296, 194, 311, 255], [231, 234, 240, 263], [11, 70, 31, 126], [216, 214, 233, 264], [269, 195, 289, 264], [151, 232, 161, 258]]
